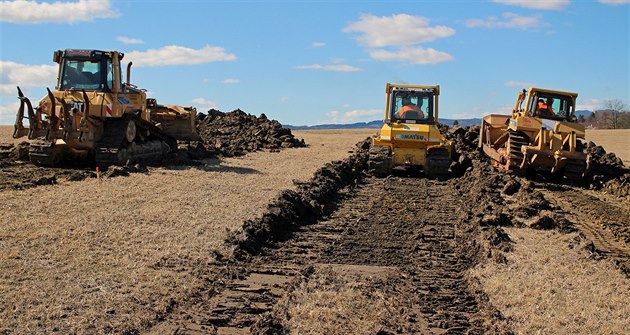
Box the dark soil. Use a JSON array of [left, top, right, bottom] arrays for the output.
[[196, 109, 306, 157]]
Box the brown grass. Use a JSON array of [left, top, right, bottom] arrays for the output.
[[470, 228, 629, 335], [275, 265, 405, 335], [0, 128, 374, 334], [586, 129, 630, 164]]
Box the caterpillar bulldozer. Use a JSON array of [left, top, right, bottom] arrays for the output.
[[479, 87, 589, 180], [13, 49, 199, 166], [368, 84, 452, 177]]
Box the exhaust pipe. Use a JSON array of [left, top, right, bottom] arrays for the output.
[[126, 62, 132, 85]]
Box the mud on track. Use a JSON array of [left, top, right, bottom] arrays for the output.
[[147, 172, 507, 333]]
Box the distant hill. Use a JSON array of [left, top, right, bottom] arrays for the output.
[[287, 118, 483, 130], [576, 110, 593, 118]]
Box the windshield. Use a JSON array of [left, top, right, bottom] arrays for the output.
[[392, 90, 433, 123], [60, 59, 110, 91], [529, 94, 574, 121]]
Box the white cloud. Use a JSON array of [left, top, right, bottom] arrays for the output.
[[117, 36, 144, 44], [599, 0, 630, 4], [191, 97, 217, 112], [505, 80, 534, 88], [0, 0, 118, 24], [0, 61, 58, 95], [369, 46, 454, 64], [126, 45, 236, 67], [576, 98, 602, 111], [279, 96, 289, 102], [0, 101, 21, 125], [326, 108, 382, 123], [464, 12, 545, 29], [221, 78, 240, 84], [295, 64, 362, 72], [343, 14, 455, 47], [311, 42, 326, 48], [493, 0, 570, 10]]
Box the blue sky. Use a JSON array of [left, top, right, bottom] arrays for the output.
[[1, 0, 628, 126]]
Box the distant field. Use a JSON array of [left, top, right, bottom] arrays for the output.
[[586, 129, 630, 164]]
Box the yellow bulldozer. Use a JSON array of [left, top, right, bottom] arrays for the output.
[[13, 49, 199, 166], [368, 83, 452, 177], [478, 87, 589, 180]]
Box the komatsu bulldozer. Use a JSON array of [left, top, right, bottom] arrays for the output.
[[478, 87, 589, 180], [368, 84, 452, 177], [13, 49, 199, 166]]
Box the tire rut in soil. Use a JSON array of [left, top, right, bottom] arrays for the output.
[[541, 185, 630, 271], [148, 177, 490, 334]]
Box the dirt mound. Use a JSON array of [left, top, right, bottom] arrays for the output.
[[197, 109, 306, 157], [585, 141, 630, 198], [441, 125, 481, 176]]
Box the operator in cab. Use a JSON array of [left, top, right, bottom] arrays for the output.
[[396, 96, 425, 119], [537, 97, 555, 118]]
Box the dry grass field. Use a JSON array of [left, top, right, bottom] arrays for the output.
[[0, 127, 374, 334], [471, 228, 629, 335], [1, 125, 628, 334], [586, 129, 630, 164]]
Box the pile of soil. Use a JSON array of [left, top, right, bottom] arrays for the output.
[[441, 125, 481, 176], [585, 141, 629, 198], [197, 109, 306, 157]]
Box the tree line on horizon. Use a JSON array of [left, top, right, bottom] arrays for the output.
[[578, 99, 630, 129]]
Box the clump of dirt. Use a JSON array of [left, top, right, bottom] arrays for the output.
[[101, 164, 149, 178], [585, 141, 629, 198], [441, 125, 481, 176], [197, 109, 306, 157]]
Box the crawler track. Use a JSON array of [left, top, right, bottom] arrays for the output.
[[149, 176, 491, 334]]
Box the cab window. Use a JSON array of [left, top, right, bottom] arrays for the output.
[[392, 91, 432, 122], [60, 59, 102, 90], [532, 95, 573, 120]]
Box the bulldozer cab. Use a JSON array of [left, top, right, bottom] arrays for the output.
[[56, 50, 122, 93], [523, 88, 577, 122], [389, 87, 436, 125]]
